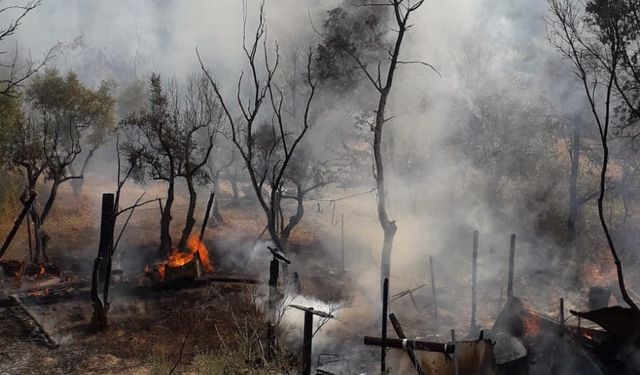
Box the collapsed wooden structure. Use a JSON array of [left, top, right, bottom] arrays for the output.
[[356, 232, 640, 375]]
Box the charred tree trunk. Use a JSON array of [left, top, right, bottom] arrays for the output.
[[92, 193, 115, 330], [39, 179, 60, 225], [567, 115, 580, 233], [159, 179, 175, 257], [280, 183, 304, 248], [376, 92, 398, 287], [211, 174, 224, 224], [178, 176, 197, 250], [230, 175, 240, 205], [68, 149, 94, 197], [29, 206, 47, 264], [598, 139, 639, 312]]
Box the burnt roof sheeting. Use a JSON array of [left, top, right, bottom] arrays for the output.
[[571, 306, 640, 340]]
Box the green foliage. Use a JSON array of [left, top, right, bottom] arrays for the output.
[[26, 68, 116, 152], [0, 92, 24, 169], [315, 2, 386, 92]]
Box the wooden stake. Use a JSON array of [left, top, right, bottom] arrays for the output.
[[26, 214, 33, 262], [267, 257, 279, 361], [290, 304, 334, 375], [560, 297, 565, 339], [302, 308, 313, 375], [507, 234, 516, 300], [430, 256, 438, 324], [451, 329, 459, 375], [382, 277, 389, 374], [471, 230, 479, 331], [341, 213, 345, 272]]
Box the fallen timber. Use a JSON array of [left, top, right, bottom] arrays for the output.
[[367, 336, 496, 375], [364, 336, 455, 353], [0, 275, 259, 308], [7, 295, 58, 348]]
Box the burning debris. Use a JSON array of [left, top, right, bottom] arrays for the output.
[[148, 234, 214, 282]]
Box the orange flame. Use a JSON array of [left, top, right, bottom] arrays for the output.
[[149, 234, 213, 280], [522, 313, 541, 337], [186, 235, 213, 273]]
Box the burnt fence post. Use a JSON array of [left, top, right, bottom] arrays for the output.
[[91, 193, 114, 330]]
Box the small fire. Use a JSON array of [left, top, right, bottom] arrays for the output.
[[583, 331, 593, 341], [522, 313, 541, 337], [187, 235, 212, 273], [151, 234, 213, 280], [38, 264, 46, 276]]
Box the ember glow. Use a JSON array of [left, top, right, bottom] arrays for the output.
[[522, 313, 541, 337]]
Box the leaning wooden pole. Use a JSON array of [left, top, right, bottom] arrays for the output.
[[199, 191, 215, 241], [471, 230, 479, 331], [507, 234, 516, 300], [0, 192, 36, 259], [389, 313, 424, 375]]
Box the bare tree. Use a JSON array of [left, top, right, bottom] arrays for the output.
[[547, 0, 640, 312], [0, 0, 54, 97], [317, 0, 431, 287], [122, 73, 220, 257], [197, 1, 317, 258], [198, 0, 318, 358]]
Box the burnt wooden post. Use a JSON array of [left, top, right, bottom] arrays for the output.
[[267, 257, 279, 360], [507, 234, 516, 300], [340, 213, 345, 272], [290, 305, 334, 375], [471, 230, 479, 331], [26, 212, 33, 261], [430, 256, 438, 324], [382, 277, 389, 375], [91, 193, 115, 330], [266, 246, 291, 361], [559, 297, 565, 347], [199, 191, 215, 241], [303, 308, 313, 375], [389, 313, 424, 375], [451, 329, 460, 375]]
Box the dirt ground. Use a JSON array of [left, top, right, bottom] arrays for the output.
[[0, 180, 360, 374], [0, 178, 619, 374]]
